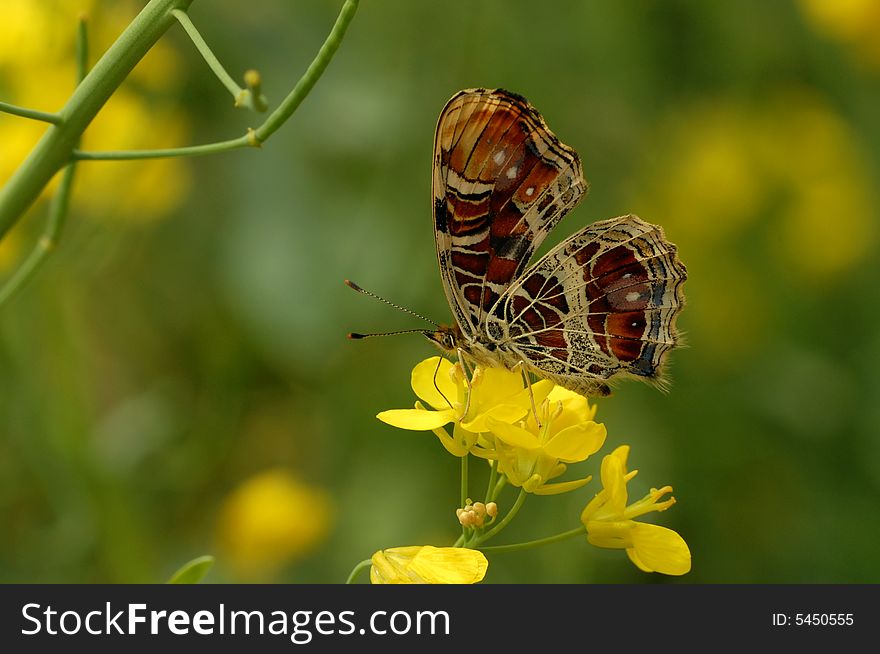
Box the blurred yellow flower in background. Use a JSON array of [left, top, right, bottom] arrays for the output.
[[799, 0, 880, 68], [580, 446, 690, 576], [636, 90, 877, 361], [370, 546, 488, 584], [0, 0, 190, 270], [216, 469, 334, 580]]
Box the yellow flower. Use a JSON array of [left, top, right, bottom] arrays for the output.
[[377, 356, 552, 457], [799, 0, 880, 68], [485, 386, 606, 494], [370, 546, 488, 584], [580, 446, 691, 575], [216, 469, 334, 579]]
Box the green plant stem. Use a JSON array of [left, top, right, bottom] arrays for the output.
[[70, 0, 359, 161], [491, 475, 507, 501], [171, 9, 242, 100], [0, 102, 63, 125], [478, 526, 586, 554], [73, 134, 252, 160], [253, 0, 358, 144], [470, 488, 527, 547], [460, 454, 469, 507], [460, 454, 469, 539], [484, 461, 498, 504], [345, 558, 372, 584], [0, 0, 195, 241], [0, 17, 88, 307], [0, 165, 77, 306]]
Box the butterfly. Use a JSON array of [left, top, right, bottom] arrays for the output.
[[424, 88, 687, 397]]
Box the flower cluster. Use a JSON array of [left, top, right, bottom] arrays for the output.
[[366, 356, 691, 583]]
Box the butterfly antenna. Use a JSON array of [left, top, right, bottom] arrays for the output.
[[347, 328, 432, 340], [344, 279, 440, 328]]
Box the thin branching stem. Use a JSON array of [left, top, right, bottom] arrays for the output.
[[345, 558, 372, 584], [69, 0, 359, 161], [0, 17, 89, 307], [478, 526, 586, 554], [0, 102, 63, 125], [171, 9, 242, 101], [0, 164, 76, 306], [0, 0, 195, 240], [469, 489, 527, 547], [253, 0, 358, 144], [73, 134, 253, 160]]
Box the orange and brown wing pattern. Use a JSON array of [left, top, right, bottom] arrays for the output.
[[433, 88, 587, 338], [488, 215, 687, 396]]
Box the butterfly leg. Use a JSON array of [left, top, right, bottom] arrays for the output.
[[456, 348, 474, 421], [514, 361, 542, 428], [431, 355, 455, 410]]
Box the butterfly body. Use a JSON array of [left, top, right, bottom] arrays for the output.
[[431, 88, 687, 397]]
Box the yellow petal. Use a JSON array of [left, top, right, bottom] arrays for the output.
[[580, 492, 606, 524], [410, 357, 458, 410], [370, 546, 488, 584], [532, 475, 593, 495], [546, 388, 597, 431], [370, 546, 422, 584], [544, 422, 607, 462], [585, 519, 634, 549], [431, 426, 469, 457], [509, 379, 555, 413], [627, 523, 692, 576], [600, 446, 630, 511], [487, 419, 541, 450], [464, 402, 528, 432], [377, 408, 456, 430], [476, 366, 526, 405]]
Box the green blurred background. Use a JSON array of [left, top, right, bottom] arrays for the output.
[[2, 0, 879, 583]]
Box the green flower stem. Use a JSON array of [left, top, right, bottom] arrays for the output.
[[453, 534, 465, 547], [253, 0, 358, 144], [484, 460, 498, 504], [345, 558, 372, 584], [0, 102, 63, 125], [460, 454, 469, 539], [460, 454, 469, 507], [491, 474, 507, 501], [70, 0, 359, 161], [478, 526, 586, 554], [171, 9, 243, 102], [0, 0, 194, 241], [0, 17, 89, 307], [470, 488, 527, 547]]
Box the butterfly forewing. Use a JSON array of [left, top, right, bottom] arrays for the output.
[[433, 88, 588, 337]]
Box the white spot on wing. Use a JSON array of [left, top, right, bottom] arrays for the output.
[[525, 187, 535, 196], [625, 292, 640, 302], [493, 150, 506, 165], [506, 166, 518, 179]]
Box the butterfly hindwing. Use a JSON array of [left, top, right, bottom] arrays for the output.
[[486, 215, 687, 396], [433, 88, 587, 338]]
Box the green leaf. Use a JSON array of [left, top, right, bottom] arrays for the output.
[[167, 555, 215, 584]]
